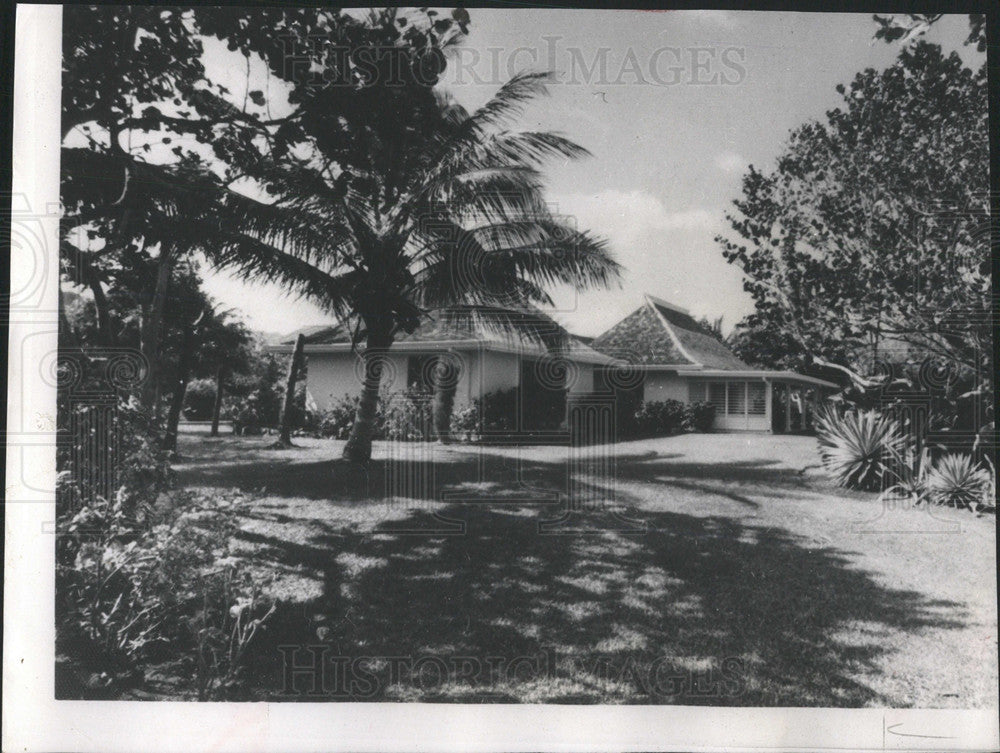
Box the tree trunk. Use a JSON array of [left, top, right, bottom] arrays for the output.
[[163, 324, 194, 453], [277, 334, 305, 446], [342, 327, 391, 462], [139, 247, 174, 414], [210, 364, 225, 437], [87, 273, 116, 348], [431, 355, 459, 443]]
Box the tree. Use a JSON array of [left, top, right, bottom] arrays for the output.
[[718, 42, 989, 430], [59, 6, 348, 415], [225, 50, 621, 460], [872, 13, 986, 52], [277, 334, 306, 447]]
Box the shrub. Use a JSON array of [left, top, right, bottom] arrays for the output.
[[56, 489, 275, 699], [57, 396, 172, 521], [814, 406, 906, 491], [316, 394, 362, 439], [183, 378, 217, 421], [451, 404, 481, 442], [382, 389, 434, 441], [686, 401, 715, 432], [925, 453, 991, 509], [631, 399, 687, 437]]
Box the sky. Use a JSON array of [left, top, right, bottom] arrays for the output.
[[197, 9, 979, 338]]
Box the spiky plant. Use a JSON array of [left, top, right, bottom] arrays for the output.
[[925, 453, 990, 509], [814, 406, 906, 491]]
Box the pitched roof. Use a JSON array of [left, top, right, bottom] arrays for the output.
[[590, 295, 749, 370], [280, 306, 612, 363]]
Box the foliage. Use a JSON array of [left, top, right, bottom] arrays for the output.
[[310, 390, 435, 441], [382, 389, 435, 441], [619, 400, 716, 438], [56, 488, 275, 699], [873, 13, 985, 52], [924, 453, 991, 510], [687, 401, 716, 433], [57, 394, 173, 519], [184, 378, 217, 421], [717, 42, 990, 431], [814, 406, 907, 491], [632, 400, 689, 438], [315, 395, 365, 440]]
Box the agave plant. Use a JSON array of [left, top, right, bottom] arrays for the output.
[[879, 443, 931, 505], [814, 406, 907, 491], [925, 453, 991, 509]]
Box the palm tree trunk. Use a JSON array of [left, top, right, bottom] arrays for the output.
[[342, 327, 391, 462], [277, 334, 305, 446], [431, 356, 459, 443], [210, 364, 225, 437], [139, 247, 173, 414], [163, 324, 194, 452]]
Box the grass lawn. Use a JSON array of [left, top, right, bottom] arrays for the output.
[[170, 432, 998, 706]]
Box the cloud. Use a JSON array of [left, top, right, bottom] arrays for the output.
[[546, 189, 754, 336], [713, 151, 746, 174]]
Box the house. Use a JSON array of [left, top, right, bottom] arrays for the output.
[[269, 296, 839, 435], [589, 295, 840, 432], [268, 306, 616, 431]]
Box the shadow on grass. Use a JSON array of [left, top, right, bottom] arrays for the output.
[[182, 448, 969, 706]]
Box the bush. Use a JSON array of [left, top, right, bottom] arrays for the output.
[[56, 489, 275, 700], [632, 399, 688, 437], [615, 400, 713, 439], [311, 390, 433, 441], [316, 394, 362, 439], [183, 378, 217, 421], [57, 396, 173, 521], [382, 388, 434, 441], [451, 404, 481, 442], [686, 401, 715, 432], [814, 406, 906, 491]]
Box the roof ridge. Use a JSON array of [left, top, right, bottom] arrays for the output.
[[643, 294, 702, 368]]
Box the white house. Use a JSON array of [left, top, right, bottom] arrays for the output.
[[269, 296, 838, 434], [268, 306, 616, 430], [589, 294, 840, 432]]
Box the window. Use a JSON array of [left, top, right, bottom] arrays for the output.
[[748, 382, 766, 415], [727, 381, 746, 415]]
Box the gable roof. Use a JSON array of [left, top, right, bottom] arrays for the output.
[[278, 306, 613, 364], [590, 294, 749, 370]]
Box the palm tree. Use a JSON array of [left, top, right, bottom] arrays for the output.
[[218, 71, 620, 461]]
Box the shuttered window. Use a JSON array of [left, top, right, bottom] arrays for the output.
[[692, 380, 767, 417], [726, 382, 746, 415], [707, 382, 727, 413], [748, 382, 766, 415]]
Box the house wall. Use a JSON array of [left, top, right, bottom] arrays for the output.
[[472, 350, 522, 396], [305, 347, 598, 411], [642, 371, 688, 403], [304, 352, 410, 409]]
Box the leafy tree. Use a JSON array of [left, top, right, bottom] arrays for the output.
[[873, 13, 986, 52], [718, 42, 989, 431]]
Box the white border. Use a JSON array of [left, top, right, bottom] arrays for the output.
[[3, 5, 999, 752]]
